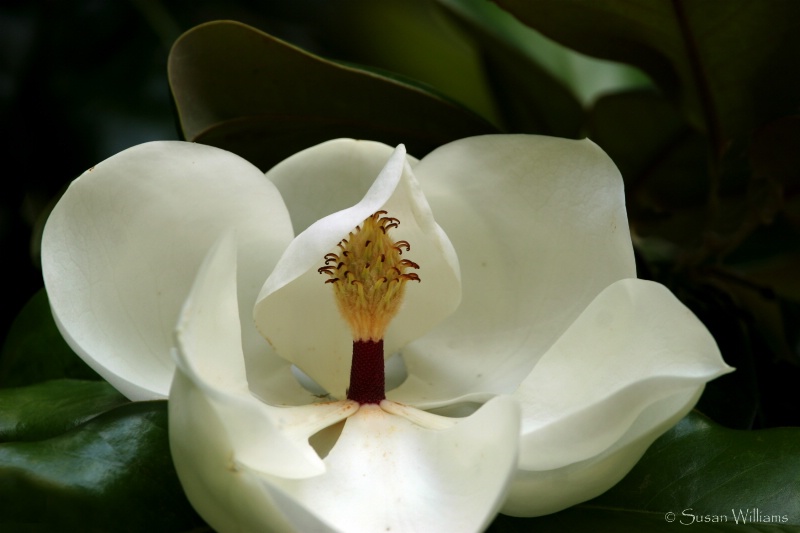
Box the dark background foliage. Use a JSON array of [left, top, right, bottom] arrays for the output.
[[1, 0, 314, 344]]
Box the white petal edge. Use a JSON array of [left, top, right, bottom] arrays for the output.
[[264, 397, 520, 533], [514, 278, 732, 472], [392, 134, 637, 406], [264, 138, 417, 236], [254, 142, 460, 398], [502, 386, 703, 516], [41, 141, 295, 400]]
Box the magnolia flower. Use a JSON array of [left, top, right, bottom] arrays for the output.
[[42, 135, 731, 532]]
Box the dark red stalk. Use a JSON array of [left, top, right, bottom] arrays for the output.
[[347, 339, 385, 404]]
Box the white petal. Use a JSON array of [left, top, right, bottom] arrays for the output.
[[264, 397, 520, 533], [42, 141, 294, 400], [503, 387, 702, 516], [254, 141, 460, 399], [503, 278, 732, 515], [172, 233, 356, 475], [515, 278, 731, 469], [264, 138, 416, 235], [169, 234, 357, 531], [171, 369, 354, 532], [392, 134, 636, 406]]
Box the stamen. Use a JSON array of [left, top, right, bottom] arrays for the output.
[[318, 210, 421, 403]]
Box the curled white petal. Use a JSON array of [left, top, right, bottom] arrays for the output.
[[169, 233, 356, 531], [505, 278, 733, 515], [171, 233, 355, 476], [42, 141, 294, 400], [503, 387, 702, 516]]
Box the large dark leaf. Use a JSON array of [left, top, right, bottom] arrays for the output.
[[0, 379, 126, 442], [168, 20, 497, 170], [495, 0, 800, 153], [277, 0, 504, 129], [489, 412, 800, 532], [437, 0, 584, 137], [0, 397, 206, 532], [1, 289, 99, 388]]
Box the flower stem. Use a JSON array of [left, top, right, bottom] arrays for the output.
[[347, 339, 385, 404]]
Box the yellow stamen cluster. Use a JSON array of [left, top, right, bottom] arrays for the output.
[[318, 210, 420, 341]]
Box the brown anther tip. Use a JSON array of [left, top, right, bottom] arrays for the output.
[[374, 210, 388, 217], [337, 262, 345, 270], [395, 240, 411, 251], [402, 273, 421, 282], [365, 240, 371, 247], [399, 259, 420, 269], [385, 223, 399, 231], [325, 278, 339, 284]]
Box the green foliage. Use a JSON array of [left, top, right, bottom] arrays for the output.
[[168, 20, 497, 171], [495, 0, 800, 151], [0, 293, 203, 529], [0, 380, 125, 442], [0, 396, 205, 532], [1, 289, 100, 388]]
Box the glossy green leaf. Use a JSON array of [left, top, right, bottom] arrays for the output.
[[495, 0, 800, 152], [437, 0, 584, 137], [168, 20, 497, 170], [285, 0, 503, 128], [0, 379, 126, 442], [0, 399, 206, 532], [488, 412, 800, 532], [1, 289, 100, 388]]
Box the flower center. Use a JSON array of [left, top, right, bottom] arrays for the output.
[[318, 210, 420, 404]]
